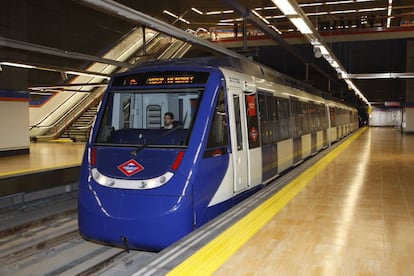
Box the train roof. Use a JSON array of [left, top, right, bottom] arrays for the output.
[[122, 56, 356, 110]]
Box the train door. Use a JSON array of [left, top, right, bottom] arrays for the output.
[[228, 87, 249, 193]]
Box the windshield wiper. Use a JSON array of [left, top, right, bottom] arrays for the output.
[[131, 125, 184, 156]]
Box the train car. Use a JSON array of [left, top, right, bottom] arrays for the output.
[[78, 56, 358, 251]]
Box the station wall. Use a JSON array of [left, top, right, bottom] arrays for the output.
[[0, 90, 30, 155]]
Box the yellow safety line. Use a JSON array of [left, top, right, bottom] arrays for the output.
[[167, 127, 366, 276], [0, 162, 81, 178]]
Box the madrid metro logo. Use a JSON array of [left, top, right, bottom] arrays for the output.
[[118, 159, 144, 176]]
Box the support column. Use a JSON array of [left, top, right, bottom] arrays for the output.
[[403, 39, 414, 133], [0, 1, 29, 90]]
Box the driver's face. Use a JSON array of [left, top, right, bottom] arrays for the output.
[[164, 115, 173, 126]]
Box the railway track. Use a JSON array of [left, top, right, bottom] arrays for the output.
[[0, 192, 156, 276], [0, 139, 342, 276]]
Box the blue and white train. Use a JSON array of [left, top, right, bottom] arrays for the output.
[[78, 57, 359, 251]]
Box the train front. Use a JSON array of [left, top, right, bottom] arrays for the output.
[[78, 67, 219, 251]]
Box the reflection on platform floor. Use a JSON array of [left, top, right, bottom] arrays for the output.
[[0, 142, 85, 176], [215, 128, 414, 275]]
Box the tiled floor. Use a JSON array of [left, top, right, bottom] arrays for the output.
[[0, 142, 85, 176], [215, 128, 414, 275]]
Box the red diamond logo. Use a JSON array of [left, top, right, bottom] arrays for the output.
[[118, 159, 144, 176]]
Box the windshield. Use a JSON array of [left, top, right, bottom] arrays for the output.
[[95, 88, 202, 147]]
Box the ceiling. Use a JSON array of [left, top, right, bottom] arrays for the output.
[[1, 0, 414, 107]]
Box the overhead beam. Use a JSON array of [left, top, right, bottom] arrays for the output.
[[0, 37, 135, 69], [347, 72, 414, 79]]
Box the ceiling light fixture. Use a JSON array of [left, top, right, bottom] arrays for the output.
[[290, 17, 313, 34], [0, 61, 110, 80], [191, 7, 203, 15], [252, 10, 270, 24], [206, 11, 222, 15], [0, 61, 35, 69], [163, 10, 190, 24], [269, 25, 282, 35], [386, 0, 393, 28], [269, 0, 370, 105], [271, 0, 297, 15]]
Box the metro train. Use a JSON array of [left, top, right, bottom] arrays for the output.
[[78, 56, 359, 251]]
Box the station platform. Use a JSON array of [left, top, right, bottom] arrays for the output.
[[1, 128, 414, 275], [162, 127, 414, 275], [0, 142, 85, 197]]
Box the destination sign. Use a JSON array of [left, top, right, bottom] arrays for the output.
[[112, 71, 209, 87], [147, 75, 195, 85]]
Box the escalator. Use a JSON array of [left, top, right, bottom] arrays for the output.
[[31, 27, 206, 142]]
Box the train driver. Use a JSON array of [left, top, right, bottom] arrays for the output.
[[163, 112, 175, 129]]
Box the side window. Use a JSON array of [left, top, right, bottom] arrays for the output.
[[245, 94, 260, 148], [258, 93, 268, 144], [146, 105, 161, 128], [233, 95, 243, 150], [206, 89, 228, 149], [330, 107, 336, 127], [277, 97, 290, 140]]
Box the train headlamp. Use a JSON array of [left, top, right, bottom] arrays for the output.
[[91, 168, 173, 189]]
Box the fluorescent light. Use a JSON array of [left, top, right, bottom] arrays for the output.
[[330, 9, 357, 14], [326, 0, 354, 4], [163, 10, 178, 19], [358, 7, 386, 12], [0, 62, 35, 69], [330, 60, 340, 68], [252, 10, 270, 24], [347, 73, 414, 79], [1, 61, 110, 80], [269, 25, 282, 34], [318, 45, 330, 55], [204, 9, 234, 15], [300, 2, 323, 7], [254, 6, 277, 11], [340, 71, 348, 79], [307, 12, 329, 16], [266, 15, 285, 19], [387, 0, 393, 27], [219, 18, 243, 23], [271, 0, 297, 15], [179, 17, 190, 24], [290, 17, 313, 34], [191, 7, 203, 15], [163, 10, 190, 24], [206, 11, 222, 15], [65, 71, 110, 80]]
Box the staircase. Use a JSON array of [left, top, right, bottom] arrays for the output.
[[61, 105, 98, 142]]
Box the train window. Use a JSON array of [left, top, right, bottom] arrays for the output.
[[245, 94, 260, 149], [206, 89, 228, 150], [95, 89, 202, 146], [290, 98, 304, 137], [329, 107, 336, 127], [146, 105, 161, 128], [257, 93, 269, 144], [277, 97, 289, 141], [271, 96, 278, 142], [258, 93, 277, 144], [302, 102, 311, 133], [321, 104, 328, 130], [233, 95, 243, 150], [311, 103, 321, 131]]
